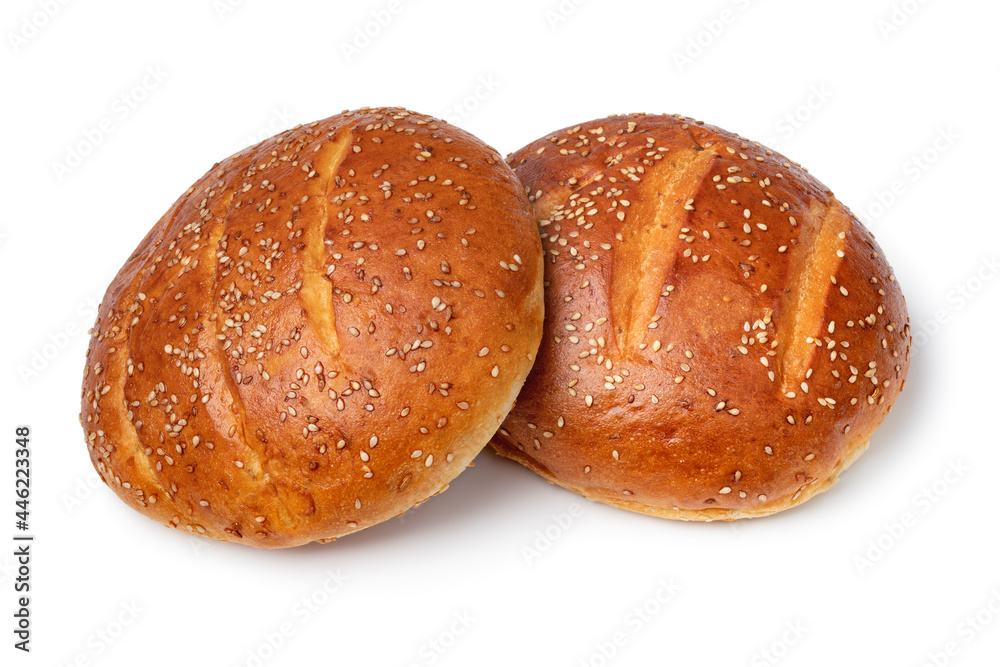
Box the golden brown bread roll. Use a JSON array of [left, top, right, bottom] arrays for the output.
[[80, 107, 544, 547], [492, 113, 911, 520]]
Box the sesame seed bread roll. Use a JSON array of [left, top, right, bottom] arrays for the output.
[[80, 107, 543, 547], [492, 113, 910, 520]]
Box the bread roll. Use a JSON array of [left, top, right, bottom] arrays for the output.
[[492, 113, 910, 520], [80, 107, 544, 547]]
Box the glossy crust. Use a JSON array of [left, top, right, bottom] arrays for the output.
[[81, 107, 543, 547], [491, 113, 910, 520]]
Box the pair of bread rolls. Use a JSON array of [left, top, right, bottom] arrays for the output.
[[80, 107, 909, 547]]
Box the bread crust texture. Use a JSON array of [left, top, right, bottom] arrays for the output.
[[492, 113, 910, 520], [81, 107, 544, 547]]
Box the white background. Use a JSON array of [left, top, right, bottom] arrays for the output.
[[2, 0, 999, 665]]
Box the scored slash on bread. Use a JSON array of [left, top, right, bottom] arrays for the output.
[[80, 107, 544, 547], [491, 113, 911, 520]]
